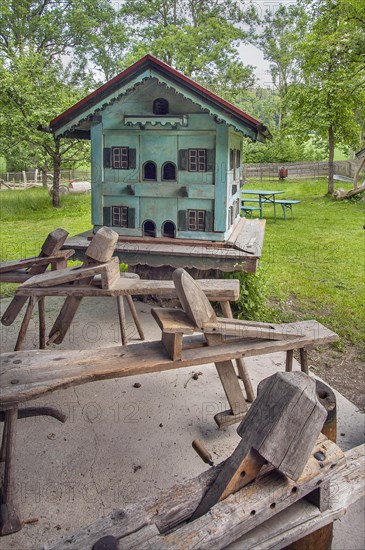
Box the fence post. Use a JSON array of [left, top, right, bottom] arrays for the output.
[[22, 171, 27, 187]]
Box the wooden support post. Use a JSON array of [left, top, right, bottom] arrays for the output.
[[125, 295, 145, 341], [161, 332, 183, 361], [300, 348, 308, 374], [14, 297, 37, 351], [286, 349, 294, 371], [38, 297, 46, 349], [172, 269, 248, 428], [0, 408, 22, 536], [117, 296, 128, 345], [220, 300, 255, 403]]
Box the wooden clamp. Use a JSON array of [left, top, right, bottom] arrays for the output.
[[47, 227, 119, 345], [190, 371, 332, 521], [172, 268, 250, 423], [1, 228, 69, 326]]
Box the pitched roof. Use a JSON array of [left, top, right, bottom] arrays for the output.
[[50, 54, 271, 140]]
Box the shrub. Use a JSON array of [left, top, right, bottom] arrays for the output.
[[223, 265, 268, 320]]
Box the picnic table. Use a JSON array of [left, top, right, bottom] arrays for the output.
[[241, 189, 285, 222]]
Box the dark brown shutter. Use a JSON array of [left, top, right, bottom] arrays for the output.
[[205, 211, 213, 232], [128, 148, 136, 170], [103, 148, 111, 168], [178, 210, 187, 230], [178, 149, 188, 170], [127, 208, 136, 228], [103, 206, 111, 225], [207, 149, 215, 172], [230, 149, 234, 170]]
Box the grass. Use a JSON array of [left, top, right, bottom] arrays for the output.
[[0, 182, 364, 355], [0, 188, 91, 295], [243, 177, 365, 352]]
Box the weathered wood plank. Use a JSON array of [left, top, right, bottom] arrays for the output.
[[151, 308, 195, 334], [0, 321, 338, 407], [203, 319, 304, 340], [14, 278, 240, 301], [49, 442, 363, 550], [0, 251, 74, 273], [22, 262, 114, 288], [1, 228, 69, 326]]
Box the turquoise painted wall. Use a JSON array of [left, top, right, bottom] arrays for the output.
[[87, 78, 247, 241], [90, 122, 103, 226]]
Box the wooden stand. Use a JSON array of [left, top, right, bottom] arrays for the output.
[[0, 228, 74, 351], [46, 372, 364, 550], [0, 271, 340, 535]]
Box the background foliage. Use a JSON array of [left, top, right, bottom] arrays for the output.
[[0, 0, 364, 197]]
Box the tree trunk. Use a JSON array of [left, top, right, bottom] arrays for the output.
[[353, 156, 365, 189], [52, 139, 61, 208], [328, 124, 335, 194], [40, 163, 49, 188]]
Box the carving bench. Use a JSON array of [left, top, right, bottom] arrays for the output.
[[0, 228, 75, 350], [4, 228, 253, 399], [0, 269, 340, 536]]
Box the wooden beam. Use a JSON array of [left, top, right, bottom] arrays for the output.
[[48, 444, 363, 550]]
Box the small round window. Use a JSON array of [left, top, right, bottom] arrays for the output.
[[153, 98, 169, 115]]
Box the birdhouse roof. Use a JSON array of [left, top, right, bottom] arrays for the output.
[[50, 54, 271, 142]]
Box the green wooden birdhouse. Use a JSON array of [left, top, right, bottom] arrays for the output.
[[50, 54, 270, 243]]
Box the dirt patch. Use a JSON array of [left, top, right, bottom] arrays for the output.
[[305, 343, 365, 410]]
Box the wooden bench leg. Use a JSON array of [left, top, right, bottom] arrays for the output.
[[207, 330, 248, 428], [38, 297, 46, 350], [0, 407, 22, 536], [300, 348, 309, 374], [286, 349, 294, 371], [14, 296, 37, 351], [125, 295, 145, 341], [117, 296, 128, 345], [220, 301, 255, 403]]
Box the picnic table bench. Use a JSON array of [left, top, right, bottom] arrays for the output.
[[241, 197, 301, 220]]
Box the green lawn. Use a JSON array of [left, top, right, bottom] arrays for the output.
[[0, 188, 91, 295], [243, 178, 365, 352], [0, 182, 364, 355]]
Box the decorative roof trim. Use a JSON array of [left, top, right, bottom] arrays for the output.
[[55, 76, 260, 141], [50, 54, 271, 140]]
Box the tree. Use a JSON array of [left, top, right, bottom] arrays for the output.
[[120, 0, 256, 94], [251, 3, 306, 127], [0, 0, 122, 205], [0, 52, 90, 206], [288, 0, 365, 193]]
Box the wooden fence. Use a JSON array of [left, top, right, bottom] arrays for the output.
[[0, 169, 91, 187], [1, 162, 363, 187], [244, 160, 359, 180]]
